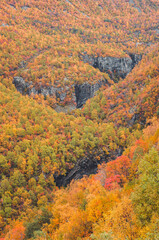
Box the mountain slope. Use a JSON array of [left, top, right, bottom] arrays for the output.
[[0, 0, 159, 239], [0, 0, 159, 109]]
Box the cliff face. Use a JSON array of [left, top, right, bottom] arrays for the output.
[[13, 77, 66, 101], [75, 53, 142, 107], [13, 54, 142, 109], [75, 80, 108, 108], [13, 77, 108, 108], [81, 53, 142, 80]]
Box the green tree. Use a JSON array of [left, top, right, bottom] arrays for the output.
[[0, 155, 9, 174], [10, 170, 26, 188], [0, 177, 12, 195], [38, 173, 47, 188], [91, 232, 113, 240], [132, 148, 159, 225]]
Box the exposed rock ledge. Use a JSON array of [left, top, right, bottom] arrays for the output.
[[13, 77, 108, 109], [80, 53, 142, 80], [13, 53, 142, 109], [13, 77, 67, 102], [75, 53, 142, 107], [75, 79, 109, 108]]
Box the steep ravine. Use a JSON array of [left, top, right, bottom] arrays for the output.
[[54, 156, 100, 187], [12, 53, 142, 187], [54, 147, 123, 187], [13, 53, 142, 109]]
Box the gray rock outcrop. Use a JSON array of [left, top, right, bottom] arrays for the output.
[[13, 53, 142, 109], [75, 80, 108, 108], [13, 77, 30, 94], [13, 77, 63, 100], [80, 53, 142, 80], [13, 77, 108, 108]]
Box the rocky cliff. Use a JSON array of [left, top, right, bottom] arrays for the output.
[[13, 77, 108, 109], [13, 53, 142, 109], [13, 77, 66, 101], [75, 79, 109, 108], [80, 53, 142, 80]]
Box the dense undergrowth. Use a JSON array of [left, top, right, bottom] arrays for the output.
[[0, 0, 159, 239]]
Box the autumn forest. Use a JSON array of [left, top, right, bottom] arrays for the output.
[[0, 0, 159, 239]]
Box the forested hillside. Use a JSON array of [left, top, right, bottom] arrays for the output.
[[0, 0, 159, 239]]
